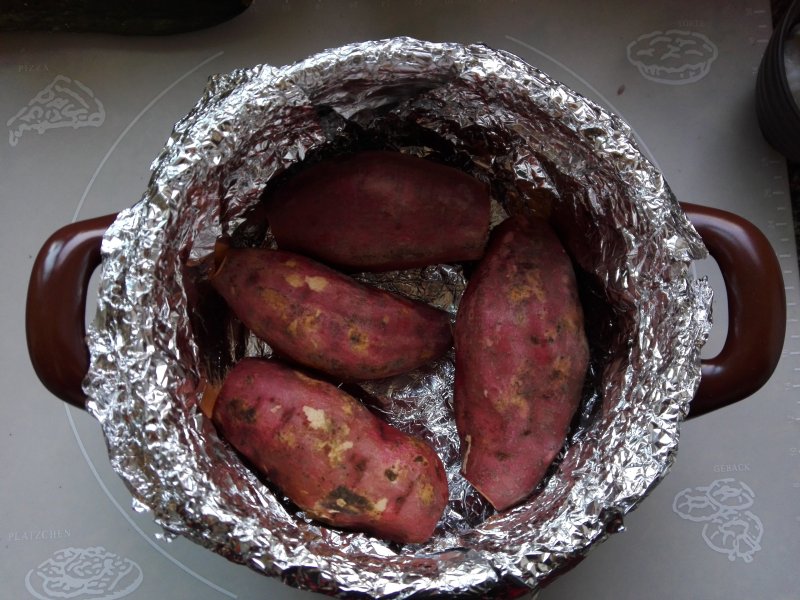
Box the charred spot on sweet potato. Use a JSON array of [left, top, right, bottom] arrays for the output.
[[320, 486, 372, 515], [228, 397, 257, 424], [277, 406, 296, 427], [245, 269, 260, 288], [348, 327, 369, 353]]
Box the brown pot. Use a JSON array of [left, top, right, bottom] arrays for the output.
[[26, 203, 785, 418]]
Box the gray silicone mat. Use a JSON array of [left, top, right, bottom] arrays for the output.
[[2, 2, 798, 599]]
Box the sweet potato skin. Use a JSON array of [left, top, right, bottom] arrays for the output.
[[454, 216, 589, 511], [213, 358, 449, 543], [265, 151, 491, 271], [210, 248, 452, 380]]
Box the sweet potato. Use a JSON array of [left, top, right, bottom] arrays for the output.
[[210, 247, 453, 380], [265, 150, 491, 271], [454, 216, 589, 511], [213, 358, 449, 543]]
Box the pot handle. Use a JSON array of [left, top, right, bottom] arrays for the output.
[[681, 202, 786, 418], [26, 213, 117, 409]]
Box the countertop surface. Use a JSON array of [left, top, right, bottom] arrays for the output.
[[2, 2, 799, 600]]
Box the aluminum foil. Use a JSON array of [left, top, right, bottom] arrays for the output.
[[84, 38, 712, 598]]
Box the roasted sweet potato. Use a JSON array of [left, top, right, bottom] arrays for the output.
[[213, 358, 449, 543], [454, 216, 589, 511], [265, 150, 491, 271], [210, 247, 453, 380]]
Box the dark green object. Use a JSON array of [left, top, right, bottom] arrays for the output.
[[0, 0, 253, 35]]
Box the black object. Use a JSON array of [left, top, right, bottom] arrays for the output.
[[757, 0, 800, 162], [0, 0, 252, 35]]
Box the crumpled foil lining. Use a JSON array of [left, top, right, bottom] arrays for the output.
[[84, 38, 712, 598]]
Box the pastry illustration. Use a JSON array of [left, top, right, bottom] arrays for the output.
[[7, 75, 105, 146], [25, 546, 142, 600], [627, 30, 718, 85], [672, 487, 724, 522], [673, 478, 763, 563], [702, 510, 763, 563]]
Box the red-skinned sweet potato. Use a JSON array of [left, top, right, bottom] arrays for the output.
[[265, 150, 491, 271], [210, 247, 453, 381], [213, 358, 449, 543], [454, 216, 589, 511]]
